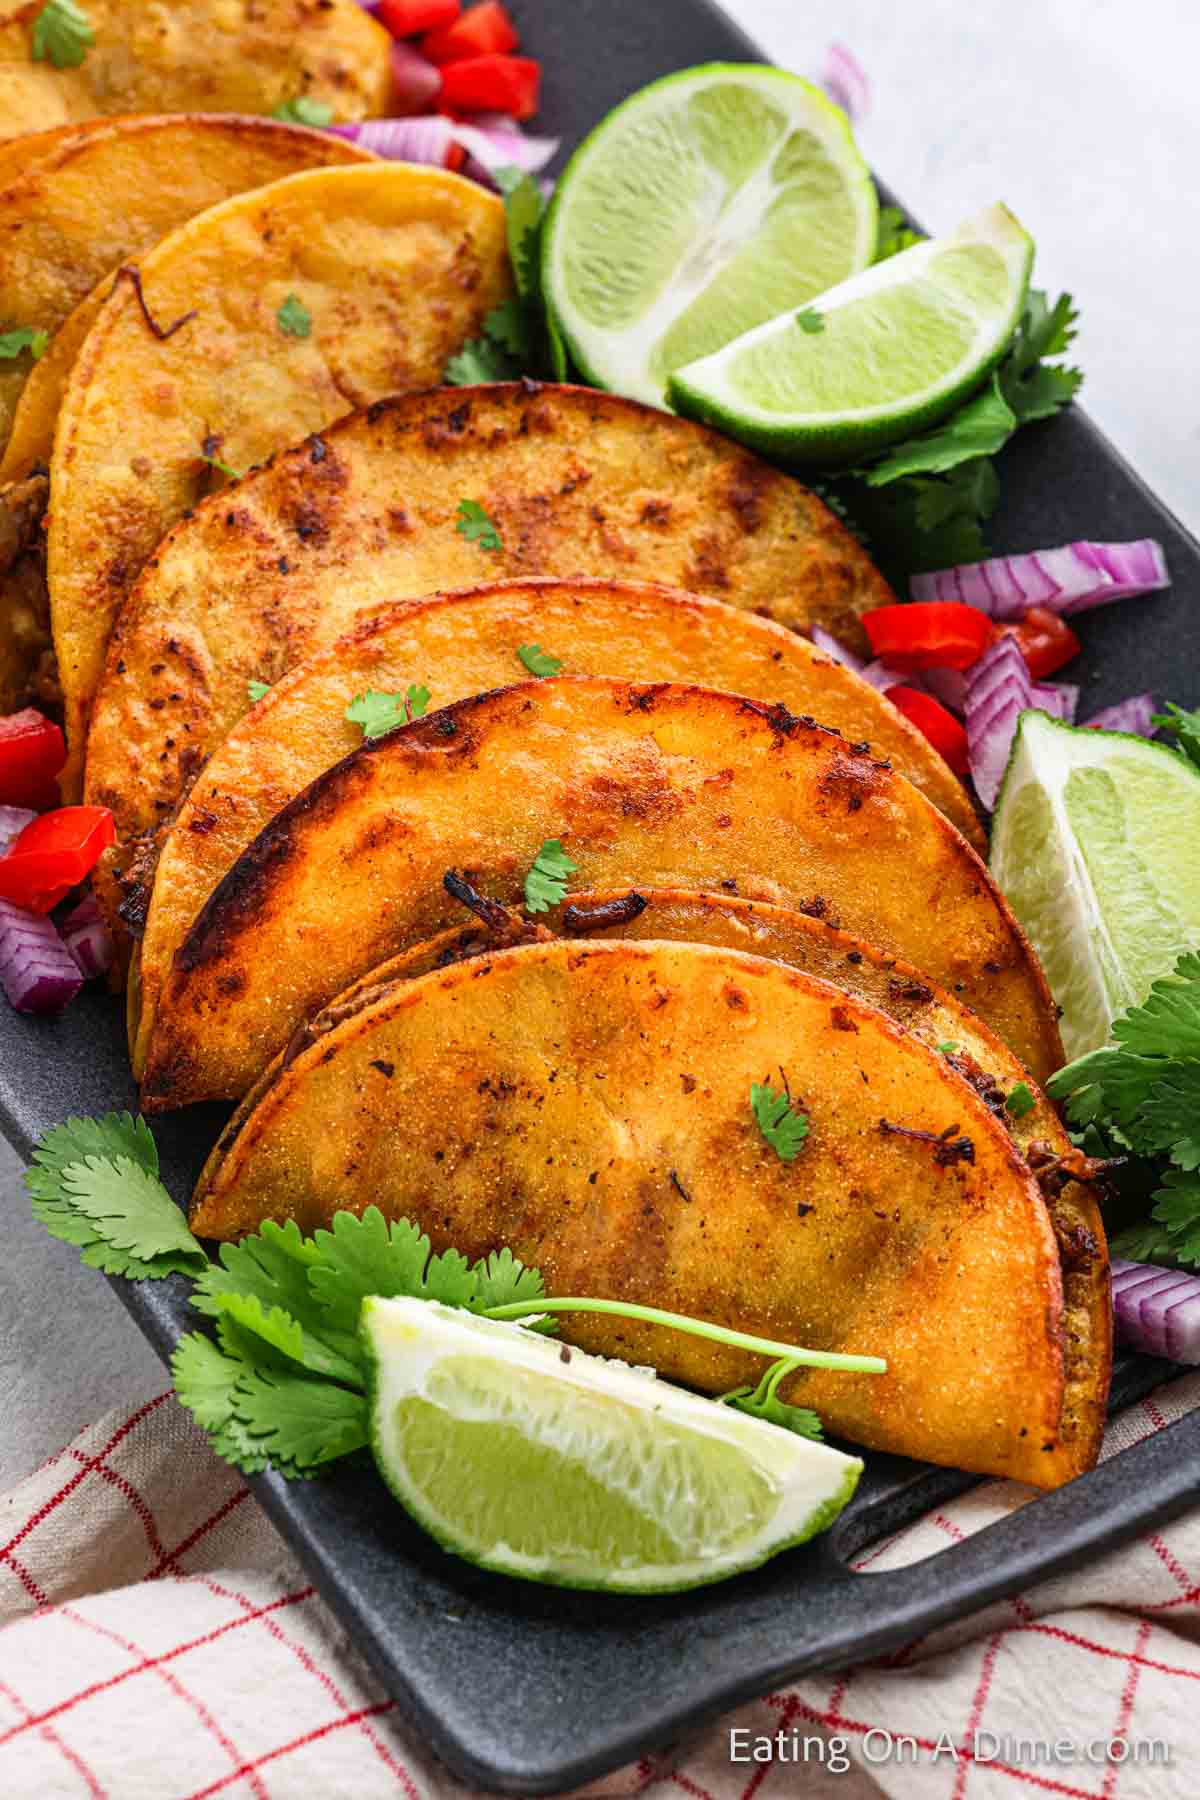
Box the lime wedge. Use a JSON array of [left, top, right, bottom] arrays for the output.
[[541, 63, 877, 407], [362, 1297, 861, 1593], [669, 203, 1033, 462], [990, 711, 1200, 1059]]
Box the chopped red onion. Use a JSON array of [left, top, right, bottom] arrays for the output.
[[1083, 692, 1156, 736], [388, 41, 443, 116], [809, 625, 865, 674], [1032, 682, 1079, 723], [0, 805, 36, 856], [920, 666, 968, 717], [59, 893, 114, 981], [1112, 1258, 1200, 1365], [858, 658, 909, 693], [820, 43, 870, 123], [0, 898, 83, 1014], [911, 539, 1169, 621]]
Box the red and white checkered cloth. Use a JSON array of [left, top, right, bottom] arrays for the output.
[[1, 1378, 1198, 1799]]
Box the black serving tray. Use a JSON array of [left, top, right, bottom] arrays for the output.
[[4, 1, 1200, 1791]]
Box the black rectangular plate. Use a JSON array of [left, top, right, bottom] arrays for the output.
[[4, 1, 1200, 1791]]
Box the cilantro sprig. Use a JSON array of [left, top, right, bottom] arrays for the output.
[[26, 1113, 886, 1477], [523, 837, 576, 912], [445, 167, 568, 385], [516, 643, 562, 678], [1049, 951, 1200, 1269], [31, 0, 93, 68], [750, 1078, 810, 1163], [346, 686, 431, 740]]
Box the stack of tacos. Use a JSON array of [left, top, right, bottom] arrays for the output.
[[0, 77, 1111, 1492]]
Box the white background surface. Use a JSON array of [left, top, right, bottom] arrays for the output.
[[2, 0, 1198, 1490]]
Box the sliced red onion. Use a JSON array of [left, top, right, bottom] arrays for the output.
[[820, 43, 870, 123], [858, 658, 909, 693], [59, 893, 114, 981], [0, 805, 36, 857], [388, 41, 443, 116], [0, 898, 83, 1014], [1112, 1258, 1200, 1365], [920, 666, 968, 717], [809, 625, 865, 675], [328, 115, 558, 186], [911, 539, 1169, 621], [1083, 692, 1157, 736], [965, 637, 1040, 809], [1032, 681, 1079, 723]]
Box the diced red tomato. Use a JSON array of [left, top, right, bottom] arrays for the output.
[[998, 605, 1082, 681], [885, 686, 970, 776], [376, 0, 459, 40], [864, 601, 997, 674], [0, 805, 115, 914], [423, 1, 517, 63], [437, 53, 540, 119], [0, 709, 67, 810]]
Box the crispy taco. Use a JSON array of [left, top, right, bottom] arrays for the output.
[[86, 381, 895, 914], [140, 678, 1062, 1109], [208, 882, 1111, 1475], [0, 470, 52, 715], [127, 577, 984, 1070], [0, 113, 373, 476], [46, 164, 510, 787], [0, 0, 391, 139], [189, 935, 1100, 1488]]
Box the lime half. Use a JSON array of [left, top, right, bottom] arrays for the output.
[[669, 203, 1032, 462], [541, 63, 877, 407], [991, 711, 1200, 1059], [362, 1297, 861, 1593]]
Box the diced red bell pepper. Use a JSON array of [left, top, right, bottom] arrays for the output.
[[885, 686, 970, 776], [998, 605, 1082, 681], [376, 0, 459, 40], [0, 709, 67, 811], [0, 805, 115, 914], [864, 601, 997, 674], [437, 53, 540, 119], [423, 1, 517, 63]]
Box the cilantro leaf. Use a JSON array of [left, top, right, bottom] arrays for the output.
[[0, 327, 49, 361], [1109, 1217, 1181, 1268], [719, 1359, 823, 1439], [1138, 1066, 1200, 1170], [470, 1246, 547, 1313], [516, 643, 563, 678], [272, 95, 333, 127], [172, 1332, 244, 1433], [445, 335, 517, 385], [201, 452, 242, 481], [497, 167, 546, 303], [306, 1207, 478, 1332], [62, 1157, 208, 1261], [1153, 703, 1200, 771], [345, 685, 430, 740], [483, 298, 531, 360], [455, 498, 502, 552], [1112, 953, 1200, 1062], [276, 294, 312, 339], [1005, 1082, 1036, 1119], [30, 1111, 159, 1179], [859, 379, 1016, 485], [31, 0, 93, 68], [795, 308, 825, 335], [212, 1291, 364, 1385], [874, 206, 923, 263], [936, 1041, 960, 1055], [232, 1369, 369, 1469], [1151, 1169, 1200, 1268], [523, 838, 576, 913], [750, 1079, 810, 1163]]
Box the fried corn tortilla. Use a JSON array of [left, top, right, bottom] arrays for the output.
[[0, 470, 51, 714], [189, 936, 1088, 1487], [212, 882, 1110, 1476], [86, 380, 895, 913], [0, 0, 391, 139], [128, 577, 984, 1071], [47, 165, 510, 789], [141, 678, 1062, 1109], [0, 113, 373, 476]]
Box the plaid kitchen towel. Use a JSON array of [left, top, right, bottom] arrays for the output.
[[0, 1378, 1198, 1799]]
